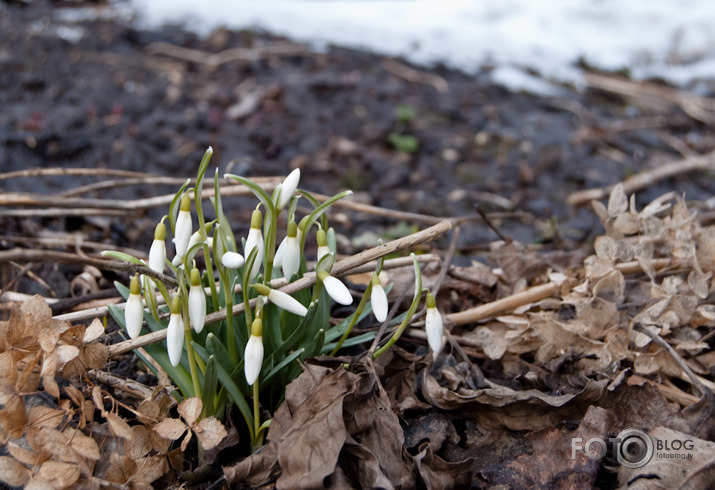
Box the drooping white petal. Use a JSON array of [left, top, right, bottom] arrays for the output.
[[323, 275, 353, 306], [167, 312, 185, 367], [189, 285, 206, 334], [221, 251, 245, 269], [174, 209, 192, 259], [425, 307, 444, 356], [282, 235, 300, 280], [244, 227, 264, 278], [124, 293, 144, 339], [370, 283, 388, 323], [273, 236, 286, 270], [244, 335, 264, 385], [148, 239, 166, 274], [267, 289, 308, 317], [276, 168, 300, 210]]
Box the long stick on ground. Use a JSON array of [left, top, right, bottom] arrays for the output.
[[567, 149, 715, 206]]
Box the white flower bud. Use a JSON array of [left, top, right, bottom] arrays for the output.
[[425, 292, 444, 356], [282, 221, 300, 280], [370, 275, 388, 323], [125, 275, 144, 339], [221, 251, 245, 269], [174, 194, 192, 259], [275, 168, 300, 210], [167, 296, 185, 367], [254, 283, 308, 317], [188, 269, 206, 334], [319, 271, 353, 306], [244, 324, 264, 386], [244, 209, 264, 279], [148, 222, 166, 274]]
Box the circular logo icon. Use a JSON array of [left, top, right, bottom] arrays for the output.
[[615, 429, 654, 469]]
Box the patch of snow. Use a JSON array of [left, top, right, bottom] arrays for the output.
[[127, 0, 715, 93]]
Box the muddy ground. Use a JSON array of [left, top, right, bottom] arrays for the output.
[[3, 1, 715, 254], [1, 1, 715, 489]]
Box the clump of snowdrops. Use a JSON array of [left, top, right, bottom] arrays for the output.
[[105, 148, 443, 449]]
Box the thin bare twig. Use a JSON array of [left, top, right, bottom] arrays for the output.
[[566, 149, 715, 206], [0, 249, 176, 286], [632, 323, 711, 398]]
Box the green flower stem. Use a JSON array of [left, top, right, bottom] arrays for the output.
[[183, 317, 202, 398], [373, 255, 422, 359], [203, 242, 220, 312], [330, 282, 372, 356], [218, 267, 238, 363], [251, 380, 261, 451]]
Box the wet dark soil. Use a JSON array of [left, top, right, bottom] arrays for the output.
[[2, 0, 715, 264]]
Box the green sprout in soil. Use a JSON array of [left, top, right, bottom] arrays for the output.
[[103, 147, 443, 451]]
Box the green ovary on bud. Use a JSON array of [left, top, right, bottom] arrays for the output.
[[316, 228, 330, 262], [425, 291, 443, 356], [244, 319, 264, 385], [188, 268, 206, 334], [370, 274, 388, 323], [167, 295, 185, 367], [318, 270, 353, 306], [124, 274, 144, 339]]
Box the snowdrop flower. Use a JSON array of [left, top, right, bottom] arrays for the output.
[[316, 228, 330, 262], [124, 274, 144, 339], [188, 268, 206, 334], [318, 270, 353, 306], [244, 318, 264, 385], [282, 221, 300, 280], [244, 209, 264, 279], [167, 295, 185, 367], [148, 222, 166, 274], [370, 274, 388, 323], [425, 292, 444, 356], [275, 168, 300, 210], [174, 194, 192, 260], [222, 251, 245, 269], [254, 283, 308, 317]]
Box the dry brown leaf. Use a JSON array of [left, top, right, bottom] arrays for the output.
[[83, 317, 105, 343], [0, 455, 31, 487], [481, 406, 608, 488], [38, 460, 81, 488], [195, 416, 228, 451], [0, 394, 28, 439], [153, 417, 188, 441], [28, 406, 65, 430], [106, 411, 135, 441], [55, 345, 79, 365], [80, 342, 108, 370], [6, 441, 48, 467], [177, 397, 202, 427], [607, 183, 628, 218], [127, 425, 154, 460]]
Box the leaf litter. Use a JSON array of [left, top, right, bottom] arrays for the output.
[[1, 185, 714, 488]]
